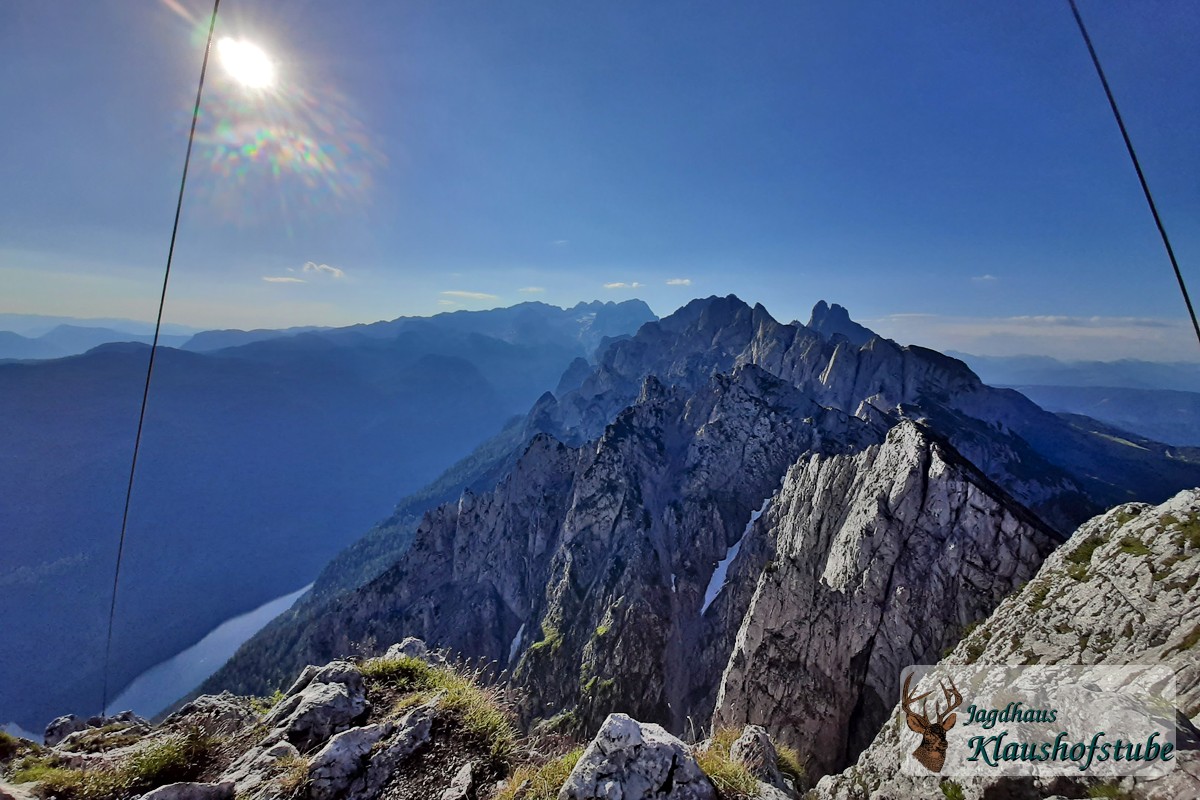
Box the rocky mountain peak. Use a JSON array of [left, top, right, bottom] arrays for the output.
[[805, 300, 877, 346]]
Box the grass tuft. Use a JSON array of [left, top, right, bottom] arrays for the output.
[[1116, 536, 1151, 557], [0, 731, 20, 762], [775, 742, 805, 788], [361, 655, 517, 759], [694, 728, 759, 799], [9, 728, 219, 800], [1087, 783, 1133, 799], [493, 747, 583, 800], [274, 754, 309, 796]]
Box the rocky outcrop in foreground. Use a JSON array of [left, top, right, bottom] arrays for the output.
[[812, 488, 1200, 800], [0, 641, 801, 800]]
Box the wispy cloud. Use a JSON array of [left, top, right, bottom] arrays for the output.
[[262, 276, 306, 284], [441, 290, 499, 301], [971, 274, 998, 284], [303, 261, 345, 279], [551, 240, 569, 246], [437, 299, 459, 307], [519, 286, 546, 294], [868, 312, 1198, 361], [666, 278, 692, 286], [604, 281, 644, 289]]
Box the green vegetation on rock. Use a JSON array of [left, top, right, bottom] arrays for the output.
[[493, 747, 584, 800], [361, 655, 517, 758], [7, 728, 219, 800]]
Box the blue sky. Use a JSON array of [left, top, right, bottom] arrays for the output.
[[1, 1, 1197, 359]]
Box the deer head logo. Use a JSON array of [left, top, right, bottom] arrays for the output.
[[902, 673, 963, 773]]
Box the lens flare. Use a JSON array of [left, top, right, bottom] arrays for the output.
[[192, 50, 384, 226], [217, 37, 275, 89]]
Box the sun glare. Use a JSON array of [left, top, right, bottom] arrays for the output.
[[217, 37, 275, 89]]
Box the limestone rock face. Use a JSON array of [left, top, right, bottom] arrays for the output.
[[712, 422, 1058, 778], [559, 713, 715, 800], [812, 489, 1200, 800], [263, 661, 368, 752], [43, 715, 87, 747], [307, 699, 436, 800], [163, 693, 257, 737], [240, 365, 883, 736]]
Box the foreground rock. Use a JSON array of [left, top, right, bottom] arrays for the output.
[[262, 661, 369, 752], [560, 713, 715, 800], [812, 489, 1200, 799], [9, 645, 777, 800]]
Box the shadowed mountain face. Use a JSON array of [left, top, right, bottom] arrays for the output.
[[0, 300, 654, 732], [204, 295, 1200, 771]]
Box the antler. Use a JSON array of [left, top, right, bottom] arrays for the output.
[[901, 673, 932, 728], [934, 677, 963, 725]]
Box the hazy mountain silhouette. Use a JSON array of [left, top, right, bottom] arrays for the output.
[[0, 300, 654, 732]]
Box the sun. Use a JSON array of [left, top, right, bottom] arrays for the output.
[[217, 37, 275, 89]]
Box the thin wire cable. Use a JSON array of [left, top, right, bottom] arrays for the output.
[[1067, 0, 1200, 349], [101, 0, 222, 714]]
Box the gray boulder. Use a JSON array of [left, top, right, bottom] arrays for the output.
[[439, 762, 475, 800], [308, 723, 395, 800], [559, 713, 715, 800], [264, 662, 368, 752], [219, 741, 300, 798], [384, 637, 445, 665], [138, 782, 234, 800], [44, 715, 87, 747], [165, 693, 256, 737], [306, 698, 437, 800]]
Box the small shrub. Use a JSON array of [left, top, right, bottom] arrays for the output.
[[1116, 536, 1151, 557], [249, 689, 287, 715], [1066, 535, 1105, 567], [528, 624, 563, 655], [1027, 580, 1053, 612], [1087, 783, 1133, 799], [1066, 562, 1089, 582], [493, 747, 583, 800], [940, 779, 966, 800]]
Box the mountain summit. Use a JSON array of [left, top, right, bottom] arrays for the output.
[[202, 295, 1200, 780], [805, 300, 875, 346]]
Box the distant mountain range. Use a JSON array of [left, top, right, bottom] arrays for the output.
[[0, 299, 655, 732], [0, 325, 193, 360], [948, 350, 1200, 392], [945, 351, 1200, 447], [202, 295, 1200, 773]]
